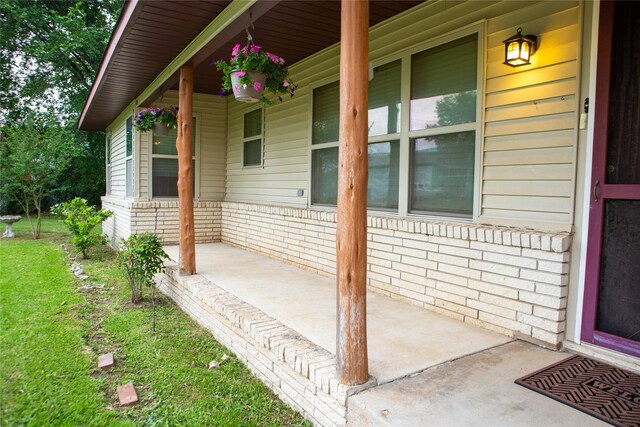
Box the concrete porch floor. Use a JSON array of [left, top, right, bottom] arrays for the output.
[[165, 243, 604, 426]]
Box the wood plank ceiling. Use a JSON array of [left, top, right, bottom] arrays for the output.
[[80, 0, 422, 131]]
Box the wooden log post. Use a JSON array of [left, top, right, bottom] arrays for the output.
[[177, 64, 196, 275], [336, 0, 369, 386]]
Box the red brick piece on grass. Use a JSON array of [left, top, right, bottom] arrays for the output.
[[117, 382, 138, 407], [98, 353, 114, 371]]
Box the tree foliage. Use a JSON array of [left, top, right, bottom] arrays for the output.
[[0, 0, 121, 208], [0, 113, 75, 238]]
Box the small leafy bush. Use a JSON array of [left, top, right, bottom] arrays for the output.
[[52, 197, 113, 258], [118, 233, 169, 330]]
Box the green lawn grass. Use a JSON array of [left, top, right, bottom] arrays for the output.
[[1, 217, 309, 426]]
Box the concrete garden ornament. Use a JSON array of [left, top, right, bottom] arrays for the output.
[[133, 106, 178, 136], [0, 215, 21, 238], [215, 31, 297, 104]]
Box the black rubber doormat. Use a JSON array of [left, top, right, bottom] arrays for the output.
[[515, 355, 640, 427]]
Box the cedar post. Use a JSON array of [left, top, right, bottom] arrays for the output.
[[177, 64, 196, 275], [336, 0, 369, 385]]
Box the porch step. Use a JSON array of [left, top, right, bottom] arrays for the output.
[[156, 262, 376, 426]]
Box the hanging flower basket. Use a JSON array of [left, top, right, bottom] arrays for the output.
[[230, 71, 266, 102], [216, 42, 296, 105], [152, 121, 171, 136], [133, 106, 178, 133]]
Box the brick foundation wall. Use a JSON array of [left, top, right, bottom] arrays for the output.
[[102, 197, 221, 245], [156, 263, 359, 426], [105, 198, 572, 348], [221, 202, 571, 348]]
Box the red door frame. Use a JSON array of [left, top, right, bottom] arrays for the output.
[[581, 0, 640, 357]]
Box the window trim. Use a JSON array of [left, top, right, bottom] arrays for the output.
[[125, 116, 134, 198], [105, 133, 111, 195], [242, 105, 264, 168], [307, 22, 485, 222], [148, 113, 200, 200]]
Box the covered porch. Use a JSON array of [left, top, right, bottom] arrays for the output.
[[159, 243, 603, 426]]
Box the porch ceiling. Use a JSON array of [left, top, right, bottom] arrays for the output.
[[79, 0, 423, 131]]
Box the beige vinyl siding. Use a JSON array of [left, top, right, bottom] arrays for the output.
[[140, 91, 227, 201], [481, 3, 579, 228], [226, 96, 310, 206], [224, 0, 579, 229], [102, 196, 132, 246], [108, 117, 128, 197]]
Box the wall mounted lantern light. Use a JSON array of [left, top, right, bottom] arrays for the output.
[[503, 27, 538, 67]]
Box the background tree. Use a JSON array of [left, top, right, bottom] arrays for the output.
[[0, 0, 120, 209], [0, 113, 75, 238]]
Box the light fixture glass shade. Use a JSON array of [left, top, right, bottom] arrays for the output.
[[503, 28, 537, 67]]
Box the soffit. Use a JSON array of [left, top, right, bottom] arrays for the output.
[[80, 0, 422, 131]]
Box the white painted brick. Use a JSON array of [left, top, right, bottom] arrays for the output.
[[533, 306, 566, 322], [532, 328, 563, 345], [391, 278, 426, 294], [481, 272, 535, 291], [428, 252, 469, 267], [468, 299, 517, 320], [425, 287, 466, 306], [519, 291, 566, 309], [402, 238, 438, 252], [436, 281, 479, 299], [400, 272, 435, 288], [520, 269, 568, 286], [469, 260, 519, 278], [438, 245, 482, 260], [430, 236, 470, 248], [517, 313, 565, 333], [468, 280, 519, 299], [371, 264, 401, 279], [372, 234, 403, 246], [537, 260, 569, 274], [480, 293, 533, 314], [482, 252, 537, 269], [470, 241, 521, 256], [535, 283, 568, 298], [435, 299, 478, 318], [402, 255, 438, 270], [427, 270, 468, 287], [551, 235, 571, 252], [393, 245, 427, 259], [438, 263, 481, 280], [399, 287, 436, 305], [540, 235, 551, 251]]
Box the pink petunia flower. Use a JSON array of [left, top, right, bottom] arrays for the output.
[[251, 45, 261, 53], [236, 71, 246, 77], [253, 81, 261, 91], [231, 43, 240, 57], [282, 80, 290, 87]]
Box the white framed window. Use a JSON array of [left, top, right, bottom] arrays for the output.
[[243, 107, 263, 167], [409, 33, 478, 218], [310, 27, 482, 219], [106, 133, 111, 195], [311, 61, 401, 210], [125, 116, 133, 198], [150, 117, 197, 198]]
